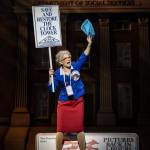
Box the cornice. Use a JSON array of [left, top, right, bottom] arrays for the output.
[[13, 0, 150, 14]]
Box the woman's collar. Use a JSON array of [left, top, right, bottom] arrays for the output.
[[60, 65, 73, 75]]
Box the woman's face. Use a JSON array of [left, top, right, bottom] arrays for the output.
[[60, 54, 72, 68]]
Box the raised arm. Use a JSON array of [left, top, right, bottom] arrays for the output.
[[84, 36, 92, 56], [73, 36, 93, 70]]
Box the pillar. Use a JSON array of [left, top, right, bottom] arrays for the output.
[[4, 14, 30, 150], [97, 18, 116, 126], [138, 17, 150, 126]]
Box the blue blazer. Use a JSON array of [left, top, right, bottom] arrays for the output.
[[48, 52, 88, 101]]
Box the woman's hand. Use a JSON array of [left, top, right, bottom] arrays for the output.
[[49, 68, 54, 77], [87, 36, 92, 46]]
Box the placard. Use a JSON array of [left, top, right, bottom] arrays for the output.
[[36, 133, 139, 150], [32, 5, 62, 48]]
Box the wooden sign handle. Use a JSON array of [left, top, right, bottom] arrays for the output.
[[48, 47, 55, 93]]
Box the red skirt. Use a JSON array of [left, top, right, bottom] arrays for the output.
[[57, 97, 84, 132]]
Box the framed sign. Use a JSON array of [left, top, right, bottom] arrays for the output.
[[32, 5, 62, 48], [36, 133, 139, 150]]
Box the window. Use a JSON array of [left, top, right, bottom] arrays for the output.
[[116, 42, 131, 68]]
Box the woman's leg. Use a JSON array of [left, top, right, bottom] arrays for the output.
[[77, 132, 86, 150], [56, 132, 64, 150]]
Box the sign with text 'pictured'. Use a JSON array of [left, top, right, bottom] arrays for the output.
[[36, 133, 139, 150], [32, 5, 62, 48]]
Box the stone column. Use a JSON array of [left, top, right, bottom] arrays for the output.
[[11, 14, 30, 125], [4, 14, 29, 150], [138, 18, 150, 126], [97, 18, 115, 126]]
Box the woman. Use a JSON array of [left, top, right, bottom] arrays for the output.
[[48, 36, 92, 150]]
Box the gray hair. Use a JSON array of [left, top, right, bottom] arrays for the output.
[[55, 50, 71, 66]]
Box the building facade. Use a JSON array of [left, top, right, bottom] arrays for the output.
[[0, 0, 150, 149]]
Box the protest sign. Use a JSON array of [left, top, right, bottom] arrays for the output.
[[32, 5, 62, 92], [32, 5, 62, 48]]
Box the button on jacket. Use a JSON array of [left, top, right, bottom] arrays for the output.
[[48, 52, 88, 101]]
